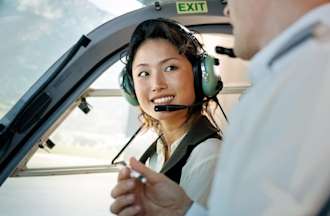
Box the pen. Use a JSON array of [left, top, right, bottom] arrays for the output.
[[113, 161, 147, 184]]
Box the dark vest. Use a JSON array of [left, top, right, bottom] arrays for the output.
[[139, 116, 221, 184]]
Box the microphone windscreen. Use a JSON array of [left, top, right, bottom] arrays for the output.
[[154, 105, 187, 112]]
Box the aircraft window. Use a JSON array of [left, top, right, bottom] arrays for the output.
[[26, 59, 157, 170], [27, 96, 157, 169], [23, 32, 249, 172], [27, 97, 127, 168], [0, 0, 143, 119], [91, 60, 125, 89]]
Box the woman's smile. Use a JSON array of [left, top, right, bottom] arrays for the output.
[[151, 95, 175, 105]]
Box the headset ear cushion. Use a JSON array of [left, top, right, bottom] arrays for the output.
[[201, 54, 223, 97], [119, 68, 139, 106]]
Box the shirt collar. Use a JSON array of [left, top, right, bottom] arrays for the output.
[[249, 3, 330, 83], [156, 132, 188, 156]]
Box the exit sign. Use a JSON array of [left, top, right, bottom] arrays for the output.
[[176, 1, 208, 14]]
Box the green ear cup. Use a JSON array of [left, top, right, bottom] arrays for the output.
[[201, 54, 223, 97], [119, 68, 139, 106]]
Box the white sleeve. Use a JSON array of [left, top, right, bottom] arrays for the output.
[[180, 138, 221, 208], [208, 27, 330, 215], [185, 202, 208, 216]]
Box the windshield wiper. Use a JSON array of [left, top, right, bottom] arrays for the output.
[[0, 35, 91, 161]]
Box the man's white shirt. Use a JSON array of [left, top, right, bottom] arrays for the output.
[[187, 3, 330, 216]]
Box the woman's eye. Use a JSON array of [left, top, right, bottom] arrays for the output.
[[164, 65, 178, 72], [138, 71, 149, 77]]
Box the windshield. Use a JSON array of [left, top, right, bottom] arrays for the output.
[[0, 0, 250, 171], [0, 0, 145, 119]]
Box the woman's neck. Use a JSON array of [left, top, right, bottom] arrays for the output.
[[160, 113, 199, 147]]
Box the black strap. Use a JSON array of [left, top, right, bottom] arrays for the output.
[[111, 124, 144, 164], [139, 137, 158, 164]]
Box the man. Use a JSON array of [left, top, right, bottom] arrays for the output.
[[110, 0, 330, 215]]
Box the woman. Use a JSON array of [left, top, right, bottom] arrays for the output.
[[119, 18, 223, 207]]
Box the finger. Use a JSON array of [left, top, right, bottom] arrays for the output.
[[129, 157, 162, 184], [118, 205, 141, 216], [110, 194, 135, 214], [111, 179, 135, 198], [118, 167, 131, 181]]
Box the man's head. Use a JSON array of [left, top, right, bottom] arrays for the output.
[[223, 0, 329, 60], [223, 0, 264, 60]]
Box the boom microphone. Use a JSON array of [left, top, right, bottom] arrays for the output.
[[154, 101, 205, 112], [155, 104, 189, 112], [155, 98, 229, 122]]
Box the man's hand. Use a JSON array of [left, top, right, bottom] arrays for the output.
[[110, 157, 193, 216]]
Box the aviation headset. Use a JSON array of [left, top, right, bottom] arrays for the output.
[[119, 18, 223, 106]]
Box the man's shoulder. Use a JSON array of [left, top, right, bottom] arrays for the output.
[[269, 22, 330, 68]]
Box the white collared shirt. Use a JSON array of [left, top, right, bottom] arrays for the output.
[[147, 134, 221, 207], [187, 3, 330, 216], [147, 132, 186, 173]]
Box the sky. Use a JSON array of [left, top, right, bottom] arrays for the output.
[[0, 0, 143, 118], [0, 0, 147, 163]]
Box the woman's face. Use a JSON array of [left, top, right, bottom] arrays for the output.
[[132, 38, 196, 122]]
